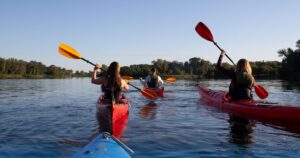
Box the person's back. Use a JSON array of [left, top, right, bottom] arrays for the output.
[[217, 51, 254, 100], [140, 68, 163, 88], [147, 73, 159, 88], [91, 62, 129, 103]]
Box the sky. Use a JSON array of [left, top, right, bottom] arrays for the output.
[[0, 0, 299, 71]]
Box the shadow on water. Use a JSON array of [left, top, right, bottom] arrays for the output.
[[228, 115, 255, 145], [96, 104, 128, 139], [139, 101, 158, 120], [57, 103, 129, 157], [281, 80, 300, 91]]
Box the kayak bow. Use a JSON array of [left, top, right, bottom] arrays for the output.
[[71, 132, 132, 158]]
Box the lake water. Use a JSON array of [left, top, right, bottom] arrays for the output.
[[0, 78, 300, 158]]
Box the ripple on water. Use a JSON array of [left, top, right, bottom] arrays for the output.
[[0, 79, 300, 158]]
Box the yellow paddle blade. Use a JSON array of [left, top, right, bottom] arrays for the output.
[[122, 76, 133, 81], [141, 89, 157, 99], [166, 77, 176, 83], [58, 43, 81, 59]]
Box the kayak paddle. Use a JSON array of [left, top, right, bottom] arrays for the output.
[[58, 43, 157, 99], [165, 77, 176, 83], [195, 22, 235, 65], [195, 22, 269, 99], [126, 76, 176, 83]]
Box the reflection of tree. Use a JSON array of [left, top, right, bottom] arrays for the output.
[[139, 101, 157, 120], [281, 81, 300, 91], [96, 105, 112, 134], [228, 115, 255, 145]]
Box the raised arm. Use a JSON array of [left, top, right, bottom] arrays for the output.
[[91, 64, 105, 85], [216, 51, 235, 78]]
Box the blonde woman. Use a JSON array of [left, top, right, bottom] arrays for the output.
[[216, 51, 255, 100], [92, 61, 129, 102]]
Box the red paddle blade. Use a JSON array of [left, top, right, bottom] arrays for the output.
[[254, 84, 268, 99], [195, 22, 214, 42]]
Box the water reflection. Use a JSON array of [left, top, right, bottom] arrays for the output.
[[139, 101, 157, 120], [228, 115, 255, 145], [96, 104, 128, 139], [281, 81, 300, 91]]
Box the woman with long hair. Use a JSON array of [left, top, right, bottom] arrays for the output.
[[91, 61, 129, 102], [217, 51, 255, 100]]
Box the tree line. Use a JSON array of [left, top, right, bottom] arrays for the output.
[[277, 40, 300, 81], [0, 58, 89, 78], [120, 40, 299, 81], [119, 58, 282, 80], [1, 40, 299, 81]]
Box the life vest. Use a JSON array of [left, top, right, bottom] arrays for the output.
[[147, 74, 158, 88], [229, 72, 254, 100], [101, 84, 124, 103]]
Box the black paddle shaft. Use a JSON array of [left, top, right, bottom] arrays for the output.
[[80, 57, 106, 71], [213, 42, 236, 66], [80, 57, 145, 93]]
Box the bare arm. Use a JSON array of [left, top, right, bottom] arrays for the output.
[[158, 76, 164, 87], [216, 51, 235, 78], [91, 64, 105, 85], [121, 79, 129, 90], [140, 75, 151, 88]]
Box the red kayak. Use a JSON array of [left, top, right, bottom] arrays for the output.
[[197, 85, 300, 124], [96, 96, 129, 123], [144, 87, 164, 97]]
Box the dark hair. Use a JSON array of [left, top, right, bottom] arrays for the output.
[[106, 61, 121, 90], [151, 67, 156, 73]]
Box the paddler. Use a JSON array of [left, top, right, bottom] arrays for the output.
[[91, 61, 129, 103], [217, 51, 255, 100], [139, 67, 164, 88]]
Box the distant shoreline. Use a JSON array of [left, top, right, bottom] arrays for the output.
[[0, 74, 76, 79]]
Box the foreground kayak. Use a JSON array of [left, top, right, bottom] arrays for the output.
[[197, 85, 300, 124], [97, 95, 129, 122], [144, 87, 164, 97], [72, 132, 132, 158]]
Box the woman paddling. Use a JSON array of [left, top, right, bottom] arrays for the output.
[[217, 51, 255, 100], [91, 61, 129, 103]]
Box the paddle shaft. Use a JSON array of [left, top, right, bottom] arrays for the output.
[[213, 42, 236, 66], [81, 57, 108, 72], [127, 82, 142, 91], [81, 57, 145, 92]]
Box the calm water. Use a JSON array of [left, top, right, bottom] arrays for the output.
[[0, 78, 300, 158]]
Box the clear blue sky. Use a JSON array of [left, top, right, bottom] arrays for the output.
[[1, 0, 299, 71]]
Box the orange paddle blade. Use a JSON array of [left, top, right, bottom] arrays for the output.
[[141, 89, 157, 99], [254, 84, 268, 99], [122, 76, 133, 81], [166, 77, 176, 83], [58, 43, 81, 59]]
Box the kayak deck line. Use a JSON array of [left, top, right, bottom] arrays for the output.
[[71, 132, 132, 158]]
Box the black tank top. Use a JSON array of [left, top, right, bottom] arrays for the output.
[[147, 75, 158, 88], [101, 85, 123, 103]]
